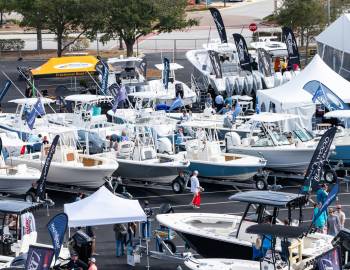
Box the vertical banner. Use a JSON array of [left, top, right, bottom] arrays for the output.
[[282, 26, 301, 70], [232, 33, 252, 72], [96, 60, 109, 95], [36, 135, 60, 200], [0, 80, 12, 103], [139, 58, 147, 78], [208, 50, 222, 79], [47, 213, 68, 263], [257, 48, 273, 77], [25, 98, 45, 130], [209, 7, 227, 43], [163, 57, 170, 90], [301, 127, 337, 192], [25, 245, 54, 270]]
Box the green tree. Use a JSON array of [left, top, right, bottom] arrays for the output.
[[100, 0, 198, 57], [15, 0, 46, 50], [0, 0, 14, 26], [275, 0, 327, 63], [16, 0, 101, 57]]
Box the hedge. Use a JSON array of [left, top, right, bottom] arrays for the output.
[[0, 39, 25, 51]]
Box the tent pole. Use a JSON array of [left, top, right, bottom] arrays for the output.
[[146, 221, 150, 270]]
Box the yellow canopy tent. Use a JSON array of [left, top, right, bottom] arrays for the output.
[[31, 55, 99, 78]]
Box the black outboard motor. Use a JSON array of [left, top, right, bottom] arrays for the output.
[[175, 83, 184, 99], [159, 203, 174, 214], [70, 230, 92, 264], [332, 228, 350, 268]]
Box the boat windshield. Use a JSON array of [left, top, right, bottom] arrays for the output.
[[271, 131, 290, 145], [293, 129, 313, 142]]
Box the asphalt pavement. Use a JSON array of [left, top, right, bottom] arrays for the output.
[[31, 180, 350, 270]]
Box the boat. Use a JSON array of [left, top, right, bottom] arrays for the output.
[[0, 136, 40, 196], [323, 110, 350, 166], [157, 190, 333, 259], [226, 112, 319, 173], [178, 121, 266, 181], [128, 62, 197, 106], [46, 94, 126, 140], [112, 127, 189, 184], [0, 97, 56, 140], [6, 129, 118, 188], [107, 56, 147, 93], [184, 223, 338, 270], [250, 36, 288, 59]]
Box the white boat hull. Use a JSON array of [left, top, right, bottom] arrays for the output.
[[228, 146, 315, 173], [0, 167, 40, 195], [184, 258, 259, 270], [7, 156, 118, 188]]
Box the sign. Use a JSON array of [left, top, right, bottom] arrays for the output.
[[249, 23, 258, 32], [25, 245, 54, 270]]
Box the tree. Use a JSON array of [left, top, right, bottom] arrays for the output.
[[15, 0, 46, 50], [0, 0, 14, 26], [275, 0, 327, 64], [100, 0, 198, 57]]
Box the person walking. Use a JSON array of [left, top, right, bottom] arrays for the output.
[[88, 257, 97, 270], [214, 94, 224, 112], [313, 203, 327, 233], [205, 93, 213, 108], [190, 170, 203, 209], [336, 204, 346, 229], [316, 184, 328, 205], [327, 208, 341, 236], [113, 223, 127, 257], [142, 200, 153, 239]]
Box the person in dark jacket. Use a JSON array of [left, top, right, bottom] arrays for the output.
[[67, 253, 88, 270]]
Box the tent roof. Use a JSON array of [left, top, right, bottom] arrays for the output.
[[257, 54, 350, 109], [316, 14, 350, 54], [64, 186, 146, 227], [0, 200, 41, 214], [31, 56, 98, 78]]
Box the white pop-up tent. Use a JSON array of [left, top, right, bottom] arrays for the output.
[[316, 14, 350, 79], [64, 186, 146, 228], [257, 54, 350, 131]]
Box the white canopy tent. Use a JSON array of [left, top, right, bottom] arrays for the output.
[[64, 186, 146, 228], [316, 14, 350, 79], [257, 54, 350, 131]]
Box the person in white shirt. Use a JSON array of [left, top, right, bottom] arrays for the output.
[[190, 170, 202, 209], [336, 204, 346, 229]]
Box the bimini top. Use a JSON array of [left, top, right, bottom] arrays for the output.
[[229, 191, 306, 207], [155, 63, 183, 70], [31, 56, 99, 78], [108, 57, 143, 64], [9, 97, 55, 105], [65, 94, 113, 104], [0, 200, 41, 214], [246, 224, 308, 238]]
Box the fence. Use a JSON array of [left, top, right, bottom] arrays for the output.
[[0, 32, 257, 60]]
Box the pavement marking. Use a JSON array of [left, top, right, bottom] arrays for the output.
[[152, 200, 237, 209]]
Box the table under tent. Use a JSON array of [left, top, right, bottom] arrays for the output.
[[64, 186, 148, 267]]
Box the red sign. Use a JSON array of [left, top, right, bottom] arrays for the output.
[[249, 23, 258, 32]]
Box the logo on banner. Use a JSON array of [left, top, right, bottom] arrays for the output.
[[212, 11, 224, 32], [47, 213, 68, 262], [286, 33, 296, 55], [54, 62, 93, 70], [237, 39, 245, 62]]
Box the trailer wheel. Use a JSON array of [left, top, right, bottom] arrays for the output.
[[172, 178, 184, 194], [158, 239, 177, 254], [255, 178, 267, 190], [324, 169, 337, 183], [24, 192, 35, 202]]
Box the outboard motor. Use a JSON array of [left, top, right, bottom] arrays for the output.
[[70, 230, 92, 264], [175, 83, 184, 99], [225, 132, 241, 151], [157, 137, 173, 154]]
